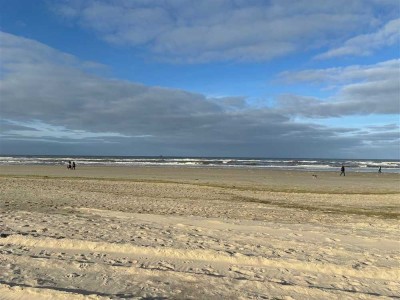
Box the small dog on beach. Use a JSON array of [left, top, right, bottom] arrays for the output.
[[312, 174, 318, 179]]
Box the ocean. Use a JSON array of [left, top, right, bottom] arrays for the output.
[[0, 155, 399, 173]]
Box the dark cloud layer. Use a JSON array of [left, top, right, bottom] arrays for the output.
[[0, 32, 399, 158]]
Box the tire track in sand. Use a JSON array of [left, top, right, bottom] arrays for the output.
[[2, 235, 399, 281]]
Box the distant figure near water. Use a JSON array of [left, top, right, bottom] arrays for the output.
[[378, 166, 382, 173], [67, 161, 76, 170], [340, 165, 345, 176]]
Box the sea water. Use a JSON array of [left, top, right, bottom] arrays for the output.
[[0, 155, 399, 173]]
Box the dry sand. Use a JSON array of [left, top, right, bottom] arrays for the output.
[[0, 165, 399, 299]]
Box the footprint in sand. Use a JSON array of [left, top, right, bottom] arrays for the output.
[[66, 272, 82, 278], [325, 237, 340, 242], [229, 266, 254, 278], [157, 261, 175, 271]]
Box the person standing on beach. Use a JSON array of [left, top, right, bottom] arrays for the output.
[[340, 165, 345, 176], [378, 166, 382, 173], [67, 161, 72, 170], [72, 161, 76, 170]]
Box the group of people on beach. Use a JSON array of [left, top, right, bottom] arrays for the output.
[[340, 165, 382, 176], [67, 161, 76, 170]]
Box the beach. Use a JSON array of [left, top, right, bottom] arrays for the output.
[[0, 165, 399, 299]]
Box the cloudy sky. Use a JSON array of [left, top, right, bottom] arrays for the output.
[[0, 0, 399, 158]]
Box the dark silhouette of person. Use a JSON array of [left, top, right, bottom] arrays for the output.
[[67, 161, 72, 170], [72, 161, 76, 170], [378, 166, 382, 173], [340, 165, 345, 176]]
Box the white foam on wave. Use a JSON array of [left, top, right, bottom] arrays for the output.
[[0, 156, 399, 173]]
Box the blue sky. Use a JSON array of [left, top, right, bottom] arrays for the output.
[[0, 0, 399, 158]]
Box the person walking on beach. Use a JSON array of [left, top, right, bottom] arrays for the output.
[[340, 165, 345, 176], [72, 161, 76, 170], [378, 166, 382, 173], [67, 161, 72, 170]]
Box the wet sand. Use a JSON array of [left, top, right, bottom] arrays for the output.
[[0, 166, 399, 299]]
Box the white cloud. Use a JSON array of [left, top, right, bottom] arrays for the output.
[[50, 0, 398, 62], [1, 119, 129, 140], [279, 59, 399, 84], [277, 59, 400, 117], [316, 18, 400, 59]]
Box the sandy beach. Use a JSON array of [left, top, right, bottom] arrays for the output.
[[0, 165, 399, 299]]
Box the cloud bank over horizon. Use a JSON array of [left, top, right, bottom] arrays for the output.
[[1, 30, 398, 158]]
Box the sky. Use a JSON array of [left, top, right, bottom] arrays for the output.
[[0, 0, 399, 159]]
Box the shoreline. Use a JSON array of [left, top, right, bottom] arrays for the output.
[[0, 164, 399, 194]]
